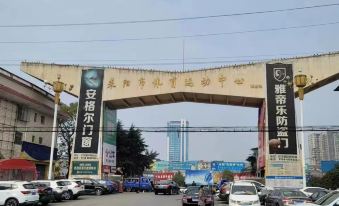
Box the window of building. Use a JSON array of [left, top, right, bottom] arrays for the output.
[[40, 116, 45, 124], [17, 105, 29, 122], [34, 113, 37, 122], [39, 137, 43, 144], [32, 135, 35, 143], [14, 132, 23, 145]]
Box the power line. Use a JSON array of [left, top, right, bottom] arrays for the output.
[[0, 51, 322, 62], [1, 125, 338, 133], [1, 20, 339, 44], [1, 3, 339, 28]]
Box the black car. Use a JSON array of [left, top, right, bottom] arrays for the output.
[[265, 189, 311, 206], [259, 187, 274, 205], [154, 180, 179, 195], [74, 178, 109, 196]]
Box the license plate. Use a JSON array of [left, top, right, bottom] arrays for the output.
[[192, 198, 198, 202], [32, 192, 36, 195]]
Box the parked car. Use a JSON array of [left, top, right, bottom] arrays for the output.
[[309, 190, 339, 206], [310, 190, 331, 202], [300, 187, 328, 197], [123, 177, 153, 192], [229, 181, 260, 206], [259, 187, 274, 205], [181, 186, 214, 206], [265, 188, 311, 206], [31, 182, 54, 205], [74, 178, 109, 196], [59, 180, 85, 200], [218, 182, 232, 202], [31, 180, 68, 202], [0, 181, 39, 206], [96, 180, 116, 194], [154, 180, 179, 195]]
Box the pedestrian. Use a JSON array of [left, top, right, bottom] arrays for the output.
[[198, 185, 205, 206], [192, 181, 197, 186]]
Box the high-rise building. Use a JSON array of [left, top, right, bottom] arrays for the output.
[[308, 132, 339, 167], [167, 119, 189, 162]]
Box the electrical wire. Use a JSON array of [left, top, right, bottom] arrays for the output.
[[1, 126, 338, 133], [1, 3, 339, 28], [1, 21, 339, 44]]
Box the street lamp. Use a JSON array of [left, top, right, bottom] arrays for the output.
[[48, 75, 64, 180], [294, 72, 308, 188]]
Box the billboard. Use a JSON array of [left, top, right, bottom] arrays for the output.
[[169, 161, 197, 171], [185, 170, 213, 185], [265, 64, 302, 188], [266, 64, 297, 154], [102, 106, 117, 173], [71, 69, 104, 176], [211, 161, 245, 173], [321, 160, 339, 173]]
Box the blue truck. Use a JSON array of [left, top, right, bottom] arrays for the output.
[[123, 177, 153, 192]]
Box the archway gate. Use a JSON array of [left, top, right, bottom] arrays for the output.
[[21, 52, 339, 188]]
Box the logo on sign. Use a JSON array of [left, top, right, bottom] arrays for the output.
[[273, 68, 287, 82]]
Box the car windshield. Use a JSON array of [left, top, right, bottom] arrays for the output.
[[282, 191, 307, 197], [23, 184, 36, 189], [315, 191, 339, 206], [186, 186, 200, 195], [231, 185, 257, 195], [158, 180, 171, 184], [56, 181, 66, 186]]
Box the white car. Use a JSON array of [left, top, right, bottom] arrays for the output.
[[31, 180, 68, 201], [0, 181, 39, 206], [229, 181, 260, 206], [306, 190, 339, 206], [300, 187, 327, 197], [59, 179, 85, 200]]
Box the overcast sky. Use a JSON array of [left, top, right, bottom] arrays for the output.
[[1, 0, 339, 162]]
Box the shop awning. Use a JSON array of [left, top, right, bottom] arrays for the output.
[[20, 141, 57, 161], [0, 159, 36, 170]]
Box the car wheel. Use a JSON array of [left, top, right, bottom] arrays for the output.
[[95, 188, 104, 196], [5, 198, 19, 206], [73, 195, 78, 200], [155, 191, 158, 195], [126, 188, 131, 192], [62, 191, 71, 200]]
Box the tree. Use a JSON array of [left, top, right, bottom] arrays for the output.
[[246, 147, 258, 176], [116, 121, 158, 177], [173, 171, 185, 186], [57, 102, 78, 178], [320, 164, 339, 189], [222, 170, 234, 181]]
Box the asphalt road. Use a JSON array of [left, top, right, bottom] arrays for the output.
[[51, 192, 228, 206]]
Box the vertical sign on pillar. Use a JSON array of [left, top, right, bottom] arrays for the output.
[[71, 69, 104, 177], [265, 64, 302, 188], [257, 101, 266, 174], [102, 105, 117, 174]]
